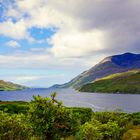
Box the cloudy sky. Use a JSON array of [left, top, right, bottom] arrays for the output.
[[0, 0, 140, 87]]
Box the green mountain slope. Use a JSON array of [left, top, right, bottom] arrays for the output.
[[0, 80, 26, 91], [79, 69, 140, 94]]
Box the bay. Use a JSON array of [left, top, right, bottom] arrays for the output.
[[0, 88, 140, 112]]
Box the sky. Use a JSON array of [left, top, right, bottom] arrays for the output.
[[0, 0, 140, 87]]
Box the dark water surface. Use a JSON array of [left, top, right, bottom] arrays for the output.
[[0, 88, 140, 112]]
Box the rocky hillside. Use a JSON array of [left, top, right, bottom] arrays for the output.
[[54, 53, 140, 88]]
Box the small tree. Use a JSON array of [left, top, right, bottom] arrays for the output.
[[29, 92, 79, 140]]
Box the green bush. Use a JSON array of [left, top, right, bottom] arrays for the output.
[[75, 122, 103, 140], [67, 107, 92, 124], [76, 120, 121, 140], [92, 112, 131, 127], [0, 111, 32, 140], [131, 112, 140, 125], [0, 94, 140, 140], [29, 93, 79, 140], [122, 126, 140, 140], [75, 112, 135, 140]]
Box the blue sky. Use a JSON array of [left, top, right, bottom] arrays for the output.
[[0, 0, 140, 87]]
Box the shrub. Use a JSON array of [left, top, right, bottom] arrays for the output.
[[75, 122, 103, 140], [122, 126, 140, 140], [29, 93, 79, 140], [67, 107, 92, 124], [0, 111, 32, 140], [76, 120, 121, 140]]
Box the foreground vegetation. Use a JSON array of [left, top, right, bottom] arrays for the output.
[[0, 93, 140, 140], [79, 69, 140, 94], [0, 80, 26, 91]]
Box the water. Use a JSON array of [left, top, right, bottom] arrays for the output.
[[0, 88, 140, 112]]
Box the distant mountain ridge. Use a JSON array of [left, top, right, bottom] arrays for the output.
[[53, 52, 140, 88], [0, 80, 26, 91], [109, 52, 140, 67]]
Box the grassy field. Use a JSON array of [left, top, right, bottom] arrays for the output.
[[79, 69, 140, 93], [0, 101, 29, 114]]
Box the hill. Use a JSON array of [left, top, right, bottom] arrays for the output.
[[54, 53, 140, 88], [79, 69, 140, 94], [0, 80, 26, 91]]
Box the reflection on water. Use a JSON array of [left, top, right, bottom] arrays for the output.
[[0, 88, 140, 112]]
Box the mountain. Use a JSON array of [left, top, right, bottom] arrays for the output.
[[0, 80, 26, 91], [55, 53, 140, 88], [79, 69, 140, 94]]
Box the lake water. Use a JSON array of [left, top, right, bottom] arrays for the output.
[[0, 88, 140, 113]]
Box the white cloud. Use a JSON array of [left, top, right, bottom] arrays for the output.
[[0, 19, 29, 39], [13, 76, 43, 82], [49, 30, 107, 58], [6, 40, 21, 48], [2, 0, 139, 55], [0, 74, 73, 87], [0, 75, 46, 86], [0, 0, 140, 77]]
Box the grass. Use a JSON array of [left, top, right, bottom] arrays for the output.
[[0, 101, 29, 114], [79, 69, 140, 94]]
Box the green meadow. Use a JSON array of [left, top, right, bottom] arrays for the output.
[[79, 70, 140, 94]]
